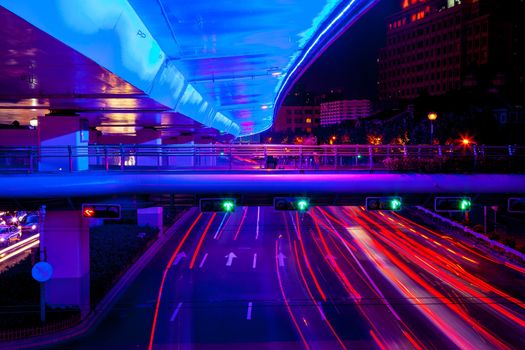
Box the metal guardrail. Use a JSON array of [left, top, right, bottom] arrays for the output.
[[0, 144, 523, 173]]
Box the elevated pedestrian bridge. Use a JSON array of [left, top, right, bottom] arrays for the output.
[[0, 145, 523, 202]]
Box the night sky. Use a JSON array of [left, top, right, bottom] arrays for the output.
[[296, 1, 400, 100]]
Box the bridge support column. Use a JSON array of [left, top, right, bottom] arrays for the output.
[[43, 210, 90, 318], [136, 129, 162, 167], [38, 114, 89, 171], [138, 207, 163, 235]]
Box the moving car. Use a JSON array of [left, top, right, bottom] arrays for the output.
[[19, 214, 39, 234], [0, 225, 22, 247]]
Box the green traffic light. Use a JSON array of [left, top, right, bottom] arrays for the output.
[[296, 199, 309, 212], [460, 199, 471, 211], [222, 200, 235, 212], [390, 198, 402, 210]]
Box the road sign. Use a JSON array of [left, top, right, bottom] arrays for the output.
[[32, 261, 53, 283], [434, 197, 472, 212], [82, 204, 121, 219], [200, 198, 236, 212], [365, 197, 402, 211], [508, 198, 525, 213], [273, 197, 310, 212]]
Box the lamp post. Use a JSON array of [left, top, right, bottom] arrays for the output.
[[427, 112, 438, 144]]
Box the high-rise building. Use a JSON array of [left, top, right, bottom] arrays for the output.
[[320, 100, 372, 126], [378, 0, 524, 101]]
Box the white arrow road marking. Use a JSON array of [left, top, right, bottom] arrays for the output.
[[252, 253, 257, 269], [225, 252, 237, 266], [199, 253, 208, 269], [170, 302, 183, 322], [173, 252, 186, 266], [246, 302, 253, 320]]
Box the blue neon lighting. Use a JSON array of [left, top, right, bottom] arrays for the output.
[[0, 0, 377, 137]]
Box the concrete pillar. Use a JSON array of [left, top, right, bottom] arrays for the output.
[[136, 129, 162, 167], [42, 210, 90, 318], [38, 115, 89, 171], [138, 207, 163, 234]]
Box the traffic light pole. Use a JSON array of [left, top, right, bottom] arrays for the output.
[[39, 205, 46, 323]]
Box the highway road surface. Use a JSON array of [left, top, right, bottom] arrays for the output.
[[57, 206, 525, 349]]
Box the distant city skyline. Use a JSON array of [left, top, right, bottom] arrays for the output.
[[295, 1, 400, 100]]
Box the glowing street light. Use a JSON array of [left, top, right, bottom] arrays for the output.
[[30, 118, 38, 128], [427, 112, 438, 144]]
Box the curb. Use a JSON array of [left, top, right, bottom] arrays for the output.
[[1, 207, 198, 350], [414, 206, 525, 263]]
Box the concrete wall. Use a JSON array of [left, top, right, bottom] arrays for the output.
[[43, 210, 90, 318]]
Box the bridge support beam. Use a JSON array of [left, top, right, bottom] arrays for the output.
[[42, 210, 90, 318]]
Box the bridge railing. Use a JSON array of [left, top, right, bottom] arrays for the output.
[[0, 144, 523, 173]]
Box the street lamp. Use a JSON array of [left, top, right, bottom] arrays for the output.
[[427, 112, 438, 144]]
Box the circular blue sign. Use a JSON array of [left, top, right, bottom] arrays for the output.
[[32, 262, 53, 283]]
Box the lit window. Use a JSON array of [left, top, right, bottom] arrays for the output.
[[306, 118, 312, 123]]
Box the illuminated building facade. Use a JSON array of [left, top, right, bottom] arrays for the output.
[[320, 100, 372, 126], [379, 0, 524, 100], [273, 106, 321, 133]]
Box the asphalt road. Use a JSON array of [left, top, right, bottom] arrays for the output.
[[56, 206, 525, 349]]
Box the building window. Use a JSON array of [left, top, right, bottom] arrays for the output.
[[306, 118, 312, 124]]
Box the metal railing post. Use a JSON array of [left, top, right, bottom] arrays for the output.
[[104, 146, 109, 171], [368, 145, 373, 170], [29, 147, 34, 173], [299, 146, 303, 170], [68, 145, 73, 172], [334, 145, 338, 170], [438, 145, 443, 157], [229, 145, 233, 170], [120, 144, 125, 171], [403, 145, 408, 158]]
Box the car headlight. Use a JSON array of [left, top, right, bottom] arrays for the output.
[[11, 218, 17, 223], [0, 238, 5, 242]]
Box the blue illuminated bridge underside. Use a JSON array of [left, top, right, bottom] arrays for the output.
[[1, 174, 524, 198], [0, 0, 378, 137]]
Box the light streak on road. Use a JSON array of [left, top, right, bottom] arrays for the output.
[[148, 213, 203, 350], [0, 234, 40, 264], [275, 239, 310, 350], [292, 212, 327, 301], [233, 207, 248, 241], [189, 213, 216, 269]]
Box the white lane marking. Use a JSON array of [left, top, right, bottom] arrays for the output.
[[170, 302, 183, 322], [199, 253, 208, 269], [173, 252, 186, 266], [255, 206, 261, 240], [213, 213, 229, 239], [317, 302, 326, 321], [252, 253, 257, 269], [246, 302, 253, 320], [225, 252, 237, 266]]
